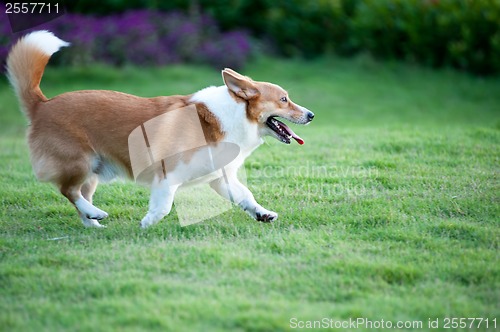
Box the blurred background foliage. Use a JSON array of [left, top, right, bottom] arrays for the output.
[[1, 0, 499, 74]]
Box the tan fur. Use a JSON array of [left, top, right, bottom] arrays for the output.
[[6, 43, 50, 116], [246, 83, 307, 124], [222, 69, 308, 125], [28, 90, 228, 201], [196, 103, 225, 143], [30, 91, 186, 176]]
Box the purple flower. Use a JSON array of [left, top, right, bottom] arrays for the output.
[[0, 9, 252, 70], [199, 30, 252, 69]]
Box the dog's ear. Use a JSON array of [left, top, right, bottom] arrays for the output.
[[222, 69, 260, 100], [223, 68, 248, 80]]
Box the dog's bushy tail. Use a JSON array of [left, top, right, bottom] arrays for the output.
[[6, 30, 69, 120]]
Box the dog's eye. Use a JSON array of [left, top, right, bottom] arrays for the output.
[[280, 97, 287, 103]]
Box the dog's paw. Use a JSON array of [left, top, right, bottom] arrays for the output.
[[256, 210, 278, 223], [140, 219, 151, 229], [140, 207, 172, 228], [140, 214, 156, 229], [81, 217, 107, 228], [75, 198, 109, 221], [86, 210, 108, 221]]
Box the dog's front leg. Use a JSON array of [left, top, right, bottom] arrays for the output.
[[140, 179, 179, 228], [209, 172, 278, 222]]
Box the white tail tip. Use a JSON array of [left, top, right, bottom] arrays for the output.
[[22, 30, 70, 56]]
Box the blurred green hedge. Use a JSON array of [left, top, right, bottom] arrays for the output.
[[68, 0, 500, 75]]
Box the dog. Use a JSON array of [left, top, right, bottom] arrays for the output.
[[6, 30, 314, 228]]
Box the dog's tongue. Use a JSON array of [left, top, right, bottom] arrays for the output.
[[280, 121, 304, 145]]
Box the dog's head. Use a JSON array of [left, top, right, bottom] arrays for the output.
[[222, 68, 314, 145]]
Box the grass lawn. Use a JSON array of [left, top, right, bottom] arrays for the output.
[[0, 57, 499, 331]]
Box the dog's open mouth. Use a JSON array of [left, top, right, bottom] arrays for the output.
[[266, 116, 304, 145]]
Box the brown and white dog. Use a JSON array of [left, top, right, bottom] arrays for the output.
[[6, 31, 314, 228]]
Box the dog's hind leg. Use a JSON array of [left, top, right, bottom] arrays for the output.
[[60, 183, 108, 228], [140, 178, 179, 228], [81, 174, 99, 204], [58, 163, 108, 227]]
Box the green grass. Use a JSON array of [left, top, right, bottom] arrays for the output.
[[1, 57, 499, 331]]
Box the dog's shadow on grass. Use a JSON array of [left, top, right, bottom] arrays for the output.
[[19, 206, 294, 244]]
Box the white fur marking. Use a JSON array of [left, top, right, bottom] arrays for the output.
[[75, 197, 108, 220], [190, 86, 263, 157], [140, 180, 179, 228], [81, 217, 106, 228], [23, 30, 70, 56]]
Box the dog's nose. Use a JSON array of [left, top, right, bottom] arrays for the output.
[[307, 111, 315, 121]]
